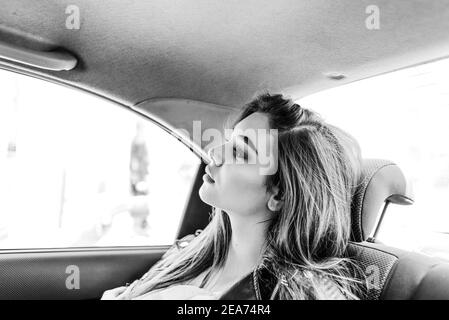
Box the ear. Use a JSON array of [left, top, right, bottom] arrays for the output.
[[267, 186, 283, 212]]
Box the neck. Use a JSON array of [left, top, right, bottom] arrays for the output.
[[225, 212, 270, 271]]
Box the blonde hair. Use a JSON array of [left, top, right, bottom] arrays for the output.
[[126, 93, 365, 299]]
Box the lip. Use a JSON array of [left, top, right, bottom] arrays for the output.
[[202, 174, 215, 184], [204, 166, 215, 183]]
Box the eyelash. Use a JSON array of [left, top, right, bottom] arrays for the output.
[[225, 138, 247, 160], [232, 144, 246, 160]]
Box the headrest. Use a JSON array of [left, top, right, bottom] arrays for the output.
[[351, 159, 414, 242]]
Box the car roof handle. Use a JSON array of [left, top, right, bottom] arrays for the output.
[[0, 40, 77, 71]]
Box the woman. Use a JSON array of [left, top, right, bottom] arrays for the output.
[[102, 93, 365, 300]]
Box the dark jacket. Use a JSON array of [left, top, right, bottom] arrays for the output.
[[219, 267, 274, 300]]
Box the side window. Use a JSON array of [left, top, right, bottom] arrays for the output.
[[0, 70, 200, 249], [299, 58, 449, 260]]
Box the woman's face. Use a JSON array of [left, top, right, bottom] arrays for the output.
[[199, 112, 278, 217]]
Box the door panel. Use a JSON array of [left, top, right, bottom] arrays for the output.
[[0, 247, 167, 299]]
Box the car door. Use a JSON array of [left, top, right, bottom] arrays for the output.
[[0, 68, 209, 299]]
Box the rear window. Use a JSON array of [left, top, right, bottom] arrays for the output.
[[298, 58, 449, 260]]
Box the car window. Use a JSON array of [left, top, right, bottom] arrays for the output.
[[0, 69, 200, 249], [298, 58, 449, 260]]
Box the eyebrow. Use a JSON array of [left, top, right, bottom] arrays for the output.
[[236, 135, 258, 155]]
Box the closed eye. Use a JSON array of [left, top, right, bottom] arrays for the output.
[[232, 144, 247, 160], [226, 136, 249, 161]]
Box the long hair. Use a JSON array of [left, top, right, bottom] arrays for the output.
[[126, 92, 364, 299]]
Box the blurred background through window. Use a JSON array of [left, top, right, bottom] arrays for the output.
[[0, 70, 200, 249]]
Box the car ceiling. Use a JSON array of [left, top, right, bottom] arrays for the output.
[[1, 0, 449, 130]]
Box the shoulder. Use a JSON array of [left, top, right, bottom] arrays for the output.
[[162, 230, 202, 259]]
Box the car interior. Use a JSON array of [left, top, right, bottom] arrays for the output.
[[1, 0, 449, 299]]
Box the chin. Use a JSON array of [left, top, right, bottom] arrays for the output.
[[198, 182, 216, 207]]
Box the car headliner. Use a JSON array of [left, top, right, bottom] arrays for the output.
[[1, 0, 449, 145]]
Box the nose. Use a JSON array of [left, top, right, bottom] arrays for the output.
[[208, 145, 223, 167]]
